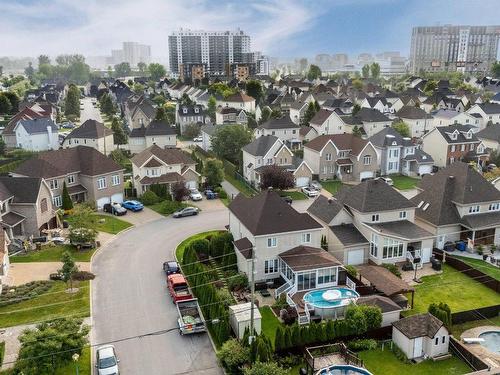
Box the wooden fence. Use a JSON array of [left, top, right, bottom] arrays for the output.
[[451, 304, 500, 325], [449, 336, 489, 372]]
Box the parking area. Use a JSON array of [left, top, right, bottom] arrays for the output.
[[192, 198, 226, 212]]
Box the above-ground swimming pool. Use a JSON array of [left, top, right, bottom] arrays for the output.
[[479, 330, 500, 353], [303, 288, 360, 319], [316, 364, 372, 375]]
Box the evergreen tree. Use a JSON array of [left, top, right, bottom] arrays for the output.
[[111, 118, 127, 145], [64, 84, 80, 117], [59, 251, 78, 290], [274, 325, 284, 351], [61, 182, 73, 210]]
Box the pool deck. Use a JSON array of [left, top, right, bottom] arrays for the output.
[[460, 326, 500, 368]]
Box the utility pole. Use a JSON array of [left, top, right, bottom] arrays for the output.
[[249, 244, 256, 345]]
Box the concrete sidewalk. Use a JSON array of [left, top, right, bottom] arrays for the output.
[[221, 180, 241, 200]]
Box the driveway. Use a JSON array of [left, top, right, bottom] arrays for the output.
[[92, 210, 227, 375], [79, 97, 103, 124], [118, 207, 163, 226]]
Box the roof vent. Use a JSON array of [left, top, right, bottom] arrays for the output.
[[448, 175, 455, 180], [328, 198, 333, 204]]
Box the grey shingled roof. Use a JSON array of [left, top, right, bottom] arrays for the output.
[[355, 107, 390, 122], [397, 105, 432, 120], [329, 224, 368, 246], [393, 313, 444, 339], [475, 102, 500, 114], [366, 220, 433, 240], [242, 135, 280, 156], [369, 127, 413, 148], [357, 295, 402, 313], [477, 124, 500, 143], [434, 124, 479, 144], [228, 190, 322, 236], [307, 195, 344, 224], [0, 177, 43, 203], [65, 119, 112, 139], [17, 118, 58, 134], [258, 116, 299, 130], [129, 121, 176, 137]]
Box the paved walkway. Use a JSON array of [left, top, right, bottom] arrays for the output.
[[221, 180, 240, 200], [0, 318, 91, 370], [7, 262, 91, 286]]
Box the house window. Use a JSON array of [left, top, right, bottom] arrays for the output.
[[371, 214, 379, 222], [489, 203, 500, 211], [469, 205, 480, 214], [460, 144, 465, 151], [388, 161, 398, 171], [382, 238, 404, 259], [267, 237, 277, 248], [363, 155, 371, 165], [442, 336, 446, 344], [49, 179, 59, 190], [435, 337, 439, 345], [470, 144, 475, 151], [112, 175, 120, 186], [302, 233, 311, 243], [449, 157, 455, 164], [451, 145, 456, 152], [267, 158, 273, 165], [264, 259, 278, 274], [318, 268, 336, 285], [323, 166, 327, 174], [370, 233, 378, 257], [40, 198, 48, 213], [97, 177, 106, 190], [325, 153, 332, 161], [53, 195, 62, 207], [67, 175, 75, 185], [399, 211, 407, 219]]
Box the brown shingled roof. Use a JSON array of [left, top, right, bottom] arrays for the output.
[[304, 134, 369, 156], [131, 145, 195, 167]]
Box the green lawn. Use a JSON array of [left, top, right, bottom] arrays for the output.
[[359, 348, 471, 375], [450, 315, 500, 337], [454, 255, 500, 281], [321, 180, 343, 195], [224, 174, 256, 197], [175, 230, 224, 262], [10, 244, 95, 263], [0, 341, 4, 367], [259, 306, 280, 349], [0, 281, 90, 328], [94, 214, 132, 234], [391, 175, 419, 190], [278, 190, 308, 200], [148, 200, 192, 216], [407, 264, 500, 315], [55, 347, 91, 375]]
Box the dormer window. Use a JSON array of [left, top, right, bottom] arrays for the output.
[[183, 108, 188, 114], [449, 131, 458, 140], [194, 107, 199, 113], [465, 130, 472, 139], [469, 205, 480, 214]]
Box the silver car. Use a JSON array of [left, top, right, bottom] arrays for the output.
[[96, 345, 119, 375]]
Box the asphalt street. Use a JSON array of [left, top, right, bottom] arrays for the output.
[[79, 97, 103, 123], [91, 208, 227, 375]]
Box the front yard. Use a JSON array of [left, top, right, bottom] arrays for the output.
[[321, 180, 343, 195], [0, 281, 90, 328], [359, 347, 471, 375], [55, 347, 91, 375], [277, 190, 308, 200], [391, 175, 419, 190], [10, 244, 95, 263], [454, 255, 500, 281], [407, 264, 500, 315], [93, 214, 132, 234], [148, 200, 194, 216]]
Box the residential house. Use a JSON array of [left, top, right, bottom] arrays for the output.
[[215, 107, 247, 125], [289, 100, 310, 125], [254, 117, 301, 149], [242, 135, 313, 188], [360, 97, 393, 114], [128, 121, 177, 154], [176, 104, 208, 135], [322, 98, 354, 114], [124, 95, 156, 130], [222, 92, 256, 112], [0, 176, 57, 239], [228, 190, 343, 294], [433, 108, 482, 129], [467, 103, 500, 126], [299, 126, 318, 143], [0, 229, 9, 292], [421, 124, 488, 168], [131, 145, 199, 195], [392, 313, 449, 360], [369, 127, 433, 177], [303, 134, 379, 182], [476, 124, 500, 151], [355, 108, 392, 138], [12, 146, 125, 210], [396, 106, 433, 138], [62, 119, 114, 155], [411, 162, 500, 250], [2, 118, 59, 151], [309, 109, 347, 136], [308, 179, 434, 266]]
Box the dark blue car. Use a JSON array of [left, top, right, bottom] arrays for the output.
[[122, 200, 144, 212]]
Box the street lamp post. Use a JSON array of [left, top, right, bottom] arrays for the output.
[[72, 353, 80, 375]]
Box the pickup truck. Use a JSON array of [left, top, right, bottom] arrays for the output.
[[176, 298, 206, 335], [167, 273, 192, 303]]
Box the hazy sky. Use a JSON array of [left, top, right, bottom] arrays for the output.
[[1, 0, 500, 61]]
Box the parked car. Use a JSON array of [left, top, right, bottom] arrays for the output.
[[163, 261, 180, 276], [204, 190, 219, 200], [310, 180, 322, 190], [103, 203, 127, 216], [173, 207, 199, 218], [189, 188, 203, 201], [121, 200, 144, 212], [302, 186, 320, 197], [49, 272, 63, 281], [167, 273, 193, 303], [487, 163, 497, 171], [281, 196, 293, 204], [96, 345, 119, 375], [60, 122, 75, 129], [376, 177, 394, 186], [193, 136, 203, 142]]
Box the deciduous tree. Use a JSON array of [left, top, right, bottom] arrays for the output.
[[246, 80, 263, 104], [171, 181, 189, 202], [370, 62, 380, 79], [207, 95, 217, 122], [392, 120, 411, 137], [59, 251, 78, 290], [114, 62, 132, 77], [307, 64, 322, 80], [362, 64, 370, 78], [111, 117, 127, 145], [211, 126, 252, 165], [259, 165, 295, 190], [203, 158, 224, 187]]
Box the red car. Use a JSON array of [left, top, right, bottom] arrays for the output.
[[167, 274, 192, 303]]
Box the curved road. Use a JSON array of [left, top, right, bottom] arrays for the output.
[[91, 209, 228, 374]]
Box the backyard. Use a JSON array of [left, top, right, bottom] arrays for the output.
[[10, 244, 94, 263], [450, 315, 500, 337], [0, 281, 90, 328], [453, 255, 500, 281], [321, 180, 343, 195], [259, 306, 280, 349], [391, 175, 419, 190], [359, 347, 471, 375], [406, 264, 500, 315]]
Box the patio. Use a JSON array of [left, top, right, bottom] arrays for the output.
[[460, 326, 500, 366]]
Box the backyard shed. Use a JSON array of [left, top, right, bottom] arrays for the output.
[[229, 302, 262, 340]]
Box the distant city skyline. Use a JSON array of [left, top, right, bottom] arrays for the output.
[[1, 0, 500, 62]]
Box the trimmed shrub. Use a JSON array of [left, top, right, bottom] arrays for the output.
[[217, 338, 250, 373], [344, 265, 357, 278], [140, 190, 160, 205], [428, 302, 452, 328], [71, 271, 95, 281], [382, 263, 401, 278], [243, 361, 288, 375], [227, 273, 248, 291], [347, 339, 377, 351]]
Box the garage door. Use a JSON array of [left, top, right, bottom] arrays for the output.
[[96, 197, 110, 210], [111, 193, 124, 204], [185, 180, 197, 189], [296, 176, 310, 187], [359, 171, 374, 181], [347, 249, 364, 265]]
